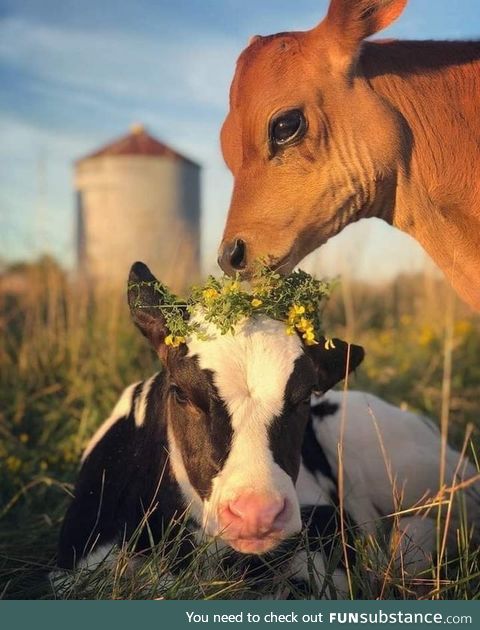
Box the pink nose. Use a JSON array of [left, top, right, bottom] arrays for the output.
[[218, 492, 287, 539]]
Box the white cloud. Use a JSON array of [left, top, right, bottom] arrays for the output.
[[0, 16, 239, 110]]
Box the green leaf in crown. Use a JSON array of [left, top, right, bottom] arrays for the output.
[[128, 264, 332, 348]]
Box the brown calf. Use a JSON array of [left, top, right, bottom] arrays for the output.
[[218, 0, 480, 311]]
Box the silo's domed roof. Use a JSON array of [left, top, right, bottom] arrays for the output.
[[77, 124, 199, 166]]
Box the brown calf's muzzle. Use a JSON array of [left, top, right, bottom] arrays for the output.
[[218, 228, 299, 278]]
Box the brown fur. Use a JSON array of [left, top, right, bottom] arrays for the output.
[[219, 0, 480, 311]]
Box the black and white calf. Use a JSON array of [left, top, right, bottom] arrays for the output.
[[57, 263, 480, 594], [58, 262, 364, 569]]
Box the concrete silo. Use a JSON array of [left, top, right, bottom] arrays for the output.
[[75, 124, 201, 291]]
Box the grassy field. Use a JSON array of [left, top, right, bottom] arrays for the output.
[[1, 258, 479, 599]]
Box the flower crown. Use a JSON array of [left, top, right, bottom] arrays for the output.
[[128, 266, 332, 348]]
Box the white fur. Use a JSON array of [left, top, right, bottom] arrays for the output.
[[182, 313, 304, 537], [310, 390, 480, 534], [301, 389, 480, 576], [392, 516, 437, 575], [134, 372, 158, 427], [296, 463, 333, 506], [82, 382, 140, 463], [49, 543, 115, 595], [77, 543, 115, 569]]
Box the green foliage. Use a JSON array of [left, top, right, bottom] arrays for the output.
[[128, 266, 332, 347]]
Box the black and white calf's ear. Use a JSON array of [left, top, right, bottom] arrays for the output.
[[128, 262, 168, 350], [306, 337, 365, 393], [127, 262, 187, 357]]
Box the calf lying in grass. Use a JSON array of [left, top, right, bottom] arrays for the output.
[[56, 263, 480, 598]]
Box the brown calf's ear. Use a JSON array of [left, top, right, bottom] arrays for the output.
[[306, 337, 365, 394], [127, 262, 185, 359], [318, 0, 407, 69], [248, 34, 262, 47]]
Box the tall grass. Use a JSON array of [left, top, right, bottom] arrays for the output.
[[0, 258, 479, 599], [0, 258, 158, 598], [324, 273, 480, 443]]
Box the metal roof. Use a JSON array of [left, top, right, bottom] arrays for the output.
[[76, 124, 200, 167]]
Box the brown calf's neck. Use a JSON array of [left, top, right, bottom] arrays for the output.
[[362, 40, 480, 310]]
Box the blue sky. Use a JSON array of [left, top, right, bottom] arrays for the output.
[[1, 0, 480, 279]]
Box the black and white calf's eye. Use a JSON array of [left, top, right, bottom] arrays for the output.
[[170, 385, 189, 405], [287, 394, 311, 411], [269, 109, 307, 149]]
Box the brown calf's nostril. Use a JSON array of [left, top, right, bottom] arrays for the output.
[[230, 239, 246, 270], [218, 238, 247, 274]]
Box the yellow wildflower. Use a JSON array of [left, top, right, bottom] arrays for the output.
[[288, 304, 305, 320], [223, 280, 240, 294], [165, 334, 186, 348], [455, 320, 473, 338], [251, 298, 262, 308], [418, 326, 434, 348], [19, 433, 29, 444], [284, 304, 320, 345], [303, 329, 315, 341], [6, 456, 22, 472], [202, 287, 219, 301], [296, 317, 311, 333]]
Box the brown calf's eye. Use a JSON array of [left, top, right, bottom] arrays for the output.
[[270, 109, 307, 148]]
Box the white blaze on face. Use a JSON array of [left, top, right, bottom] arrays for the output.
[[185, 313, 304, 539]]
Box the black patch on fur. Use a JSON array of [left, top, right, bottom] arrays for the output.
[[269, 355, 317, 482], [57, 372, 193, 569], [58, 351, 236, 568], [305, 339, 365, 394], [301, 416, 336, 483], [301, 504, 356, 568], [167, 355, 233, 499], [310, 400, 339, 421]]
